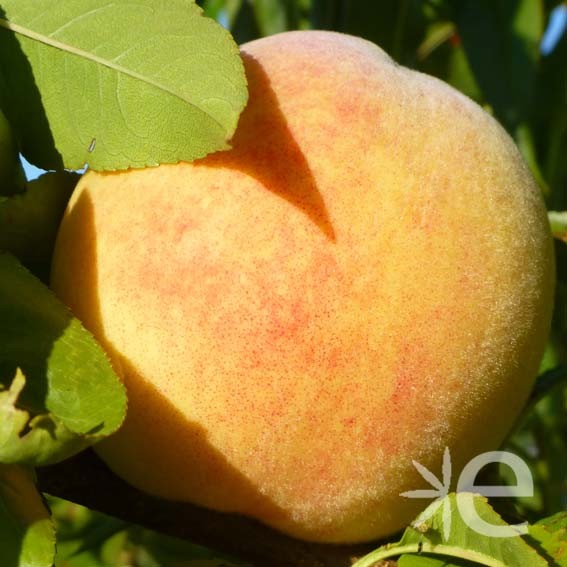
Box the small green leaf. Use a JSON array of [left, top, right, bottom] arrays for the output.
[[353, 493, 548, 567], [0, 464, 55, 567], [0, 0, 248, 171], [0, 369, 86, 465], [417, 21, 456, 60], [0, 254, 126, 466], [528, 512, 567, 566], [0, 171, 79, 275], [514, 123, 549, 194]]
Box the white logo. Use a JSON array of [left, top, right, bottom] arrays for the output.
[[400, 447, 533, 539]]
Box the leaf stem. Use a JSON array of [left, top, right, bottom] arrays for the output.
[[529, 365, 567, 407], [352, 542, 507, 567]]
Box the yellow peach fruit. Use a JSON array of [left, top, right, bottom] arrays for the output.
[[50, 31, 554, 543]]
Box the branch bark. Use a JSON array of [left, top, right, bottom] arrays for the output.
[[37, 449, 384, 567]]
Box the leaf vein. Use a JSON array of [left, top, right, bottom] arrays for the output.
[[0, 17, 226, 132]]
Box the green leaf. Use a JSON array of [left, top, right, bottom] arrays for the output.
[[528, 512, 567, 566], [446, 43, 482, 103], [252, 0, 288, 36], [532, 13, 567, 205], [200, 0, 243, 28], [0, 464, 55, 567], [399, 555, 472, 567], [311, 0, 426, 65], [0, 0, 248, 171], [230, 0, 262, 44], [514, 122, 549, 194], [0, 254, 126, 466], [0, 107, 25, 196], [417, 21, 456, 61], [0, 171, 79, 277], [451, 0, 544, 131], [353, 493, 548, 567], [0, 369, 85, 466], [529, 365, 567, 408]]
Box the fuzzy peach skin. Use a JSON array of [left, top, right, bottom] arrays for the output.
[[50, 31, 554, 543]]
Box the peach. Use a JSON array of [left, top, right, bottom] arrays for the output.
[[50, 31, 554, 543]]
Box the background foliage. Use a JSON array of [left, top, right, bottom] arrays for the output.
[[0, 0, 565, 566]]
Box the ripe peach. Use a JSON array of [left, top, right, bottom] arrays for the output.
[[50, 31, 554, 543]]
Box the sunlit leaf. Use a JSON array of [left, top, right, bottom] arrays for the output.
[[0, 0, 248, 171], [0, 254, 126, 466], [353, 493, 548, 567], [528, 512, 567, 566]]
